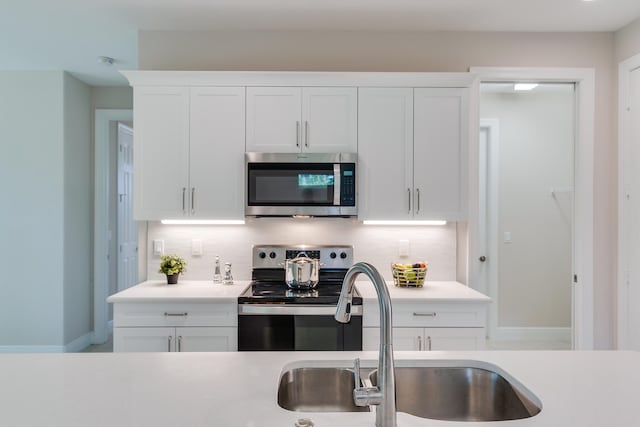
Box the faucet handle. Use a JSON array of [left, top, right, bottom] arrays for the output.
[[352, 358, 383, 407], [353, 358, 361, 387]]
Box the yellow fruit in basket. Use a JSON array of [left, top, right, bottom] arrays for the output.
[[406, 270, 417, 281], [394, 263, 406, 269], [405, 263, 413, 268]]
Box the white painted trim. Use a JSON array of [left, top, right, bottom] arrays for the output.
[[469, 67, 595, 350], [492, 327, 572, 342], [121, 70, 476, 88], [479, 119, 500, 341], [94, 109, 133, 345], [64, 333, 94, 353], [0, 346, 65, 353], [617, 53, 640, 350]]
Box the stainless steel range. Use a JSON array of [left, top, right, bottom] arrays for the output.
[[238, 245, 362, 351]]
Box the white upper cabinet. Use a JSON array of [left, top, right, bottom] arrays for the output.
[[358, 88, 414, 220], [246, 87, 357, 153], [133, 86, 245, 220], [358, 87, 468, 221], [189, 87, 245, 219], [414, 88, 468, 220], [133, 87, 190, 220]]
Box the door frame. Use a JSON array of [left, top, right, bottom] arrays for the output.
[[94, 109, 133, 344], [617, 53, 640, 349], [468, 67, 595, 350]]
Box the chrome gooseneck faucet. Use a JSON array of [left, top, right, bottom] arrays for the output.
[[335, 262, 396, 427]]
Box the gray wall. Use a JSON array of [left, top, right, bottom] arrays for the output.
[[615, 17, 640, 62], [138, 29, 616, 348]]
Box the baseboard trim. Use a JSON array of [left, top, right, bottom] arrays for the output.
[[492, 327, 572, 342], [0, 345, 65, 353], [64, 333, 94, 352]]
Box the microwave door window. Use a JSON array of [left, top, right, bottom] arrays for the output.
[[249, 164, 335, 206]]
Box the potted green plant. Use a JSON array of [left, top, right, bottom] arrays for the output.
[[158, 254, 187, 284]]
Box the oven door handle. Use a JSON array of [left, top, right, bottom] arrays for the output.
[[238, 304, 362, 316]]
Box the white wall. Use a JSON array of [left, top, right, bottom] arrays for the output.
[[63, 73, 92, 345], [0, 71, 65, 348], [615, 17, 640, 62], [481, 86, 574, 328], [146, 220, 457, 282], [138, 29, 616, 348]]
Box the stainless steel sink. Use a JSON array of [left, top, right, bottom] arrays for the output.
[[278, 367, 371, 412], [368, 365, 542, 422]]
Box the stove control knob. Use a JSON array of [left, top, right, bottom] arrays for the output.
[[330, 252, 337, 259], [340, 252, 348, 259], [269, 251, 277, 259], [258, 251, 266, 259]]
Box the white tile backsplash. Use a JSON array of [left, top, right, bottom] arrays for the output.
[[145, 218, 457, 281]]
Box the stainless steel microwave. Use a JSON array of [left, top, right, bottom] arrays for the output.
[[245, 152, 357, 217]]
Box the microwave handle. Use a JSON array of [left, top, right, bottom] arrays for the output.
[[333, 164, 341, 206]]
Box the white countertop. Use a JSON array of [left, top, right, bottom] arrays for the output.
[[107, 280, 491, 304], [1, 350, 638, 427], [107, 280, 251, 303], [357, 280, 491, 303]]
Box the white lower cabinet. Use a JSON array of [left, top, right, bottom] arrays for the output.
[[363, 326, 485, 351], [362, 300, 487, 351], [112, 302, 238, 352], [114, 327, 237, 352]]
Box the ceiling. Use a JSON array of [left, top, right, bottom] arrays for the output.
[[2, 0, 640, 86]]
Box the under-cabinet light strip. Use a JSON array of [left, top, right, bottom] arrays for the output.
[[160, 219, 245, 225], [362, 220, 447, 226]]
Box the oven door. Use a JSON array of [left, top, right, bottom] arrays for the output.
[[237, 306, 362, 351]]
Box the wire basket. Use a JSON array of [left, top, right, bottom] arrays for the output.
[[391, 263, 427, 287]]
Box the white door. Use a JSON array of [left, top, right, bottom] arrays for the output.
[[479, 83, 574, 348], [301, 87, 357, 153], [426, 328, 485, 351], [358, 88, 414, 220], [113, 327, 175, 352], [620, 65, 640, 350], [246, 87, 301, 152], [117, 123, 138, 292], [176, 327, 238, 352], [189, 87, 245, 219]]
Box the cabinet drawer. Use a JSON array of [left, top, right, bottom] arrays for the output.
[[113, 302, 237, 327], [363, 301, 486, 328]]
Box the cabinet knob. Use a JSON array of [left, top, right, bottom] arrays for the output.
[[479, 256, 487, 262]]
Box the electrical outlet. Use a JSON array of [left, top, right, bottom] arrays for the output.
[[398, 239, 410, 257], [192, 239, 203, 256], [153, 240, 164, 256]]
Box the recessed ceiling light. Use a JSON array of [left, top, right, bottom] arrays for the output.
[[514, 83, 539, 91]]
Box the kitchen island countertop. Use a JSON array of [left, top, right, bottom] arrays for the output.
[[1, 350, 637, 426]]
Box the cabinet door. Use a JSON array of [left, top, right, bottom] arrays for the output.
[[246, 87, 301, 152], [133, 87, 190, 220], [302, 87, 357, 153], [113, 327, 175, 352], [413, 88, 468, 220], [425, 328, 485, 351], [189, 87, 245, 219], [362, 326, 422, 351], [175, 327, 238, 352], [358, 88, 414, 220]]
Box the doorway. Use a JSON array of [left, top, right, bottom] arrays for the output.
[[94, 109, 140, 345], [479, 83, 574, 349], [469, 67, 595, 350], [618, 54, 640, 350]]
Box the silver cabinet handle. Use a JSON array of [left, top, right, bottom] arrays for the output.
[[305, 121, 309, 147], [413, 312, 437, 317], [177, 335, 182, 352], [408, 188, 411, 214], [164, 312, 188, 317], [427, 336, 432, 351], [168, 335, 172, 352], [416, 188, 420, 214], [191, 187, 195, 214], [182, 187, 186, 214], [296, 121, 300, 147], [417, 335, 423, 351]]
